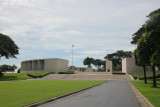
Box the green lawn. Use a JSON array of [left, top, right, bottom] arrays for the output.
[[129, 72, 160, 79], [0, 73, 33, 80], [0, 80, 105, 107], [131, 80, 160, 107]]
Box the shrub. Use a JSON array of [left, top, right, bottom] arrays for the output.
[[17, 68, 21, 73], [112, 73, 126, 75], [58, 71, 75, 74], [134, 77, 138, 80], [27, 72, 52, 78], [0, 72, 3, 77]]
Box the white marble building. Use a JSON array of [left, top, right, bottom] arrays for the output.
[[21, 58, 68, 74]]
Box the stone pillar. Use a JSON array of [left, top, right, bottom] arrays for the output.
[[122, 58, 143, 74], [106, 59, 112, 73], [28, 61, 32, 71]]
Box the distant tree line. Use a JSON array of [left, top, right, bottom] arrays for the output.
[[83, 57, 106, 71], [0, 64, 17, 76]]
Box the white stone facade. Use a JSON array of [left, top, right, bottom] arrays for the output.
[[21, 58, 68, 73], [122, 58, 143, 73], [106, 59, 112, 72]]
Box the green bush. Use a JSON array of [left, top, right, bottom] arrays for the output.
[[58, 71, 74, 74], [27, 72, 52, 78], [0, 72, 3, 77], [112, 72, 126, 75]]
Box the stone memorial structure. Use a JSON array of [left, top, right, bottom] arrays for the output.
[[122, 57, 143, 73], [21, 58, 68, 74], [106, 59, 112, 73]]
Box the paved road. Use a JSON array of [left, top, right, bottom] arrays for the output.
[[39, 81, 141, 107]]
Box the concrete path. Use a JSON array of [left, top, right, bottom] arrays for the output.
[[39, 81, 141, 107]]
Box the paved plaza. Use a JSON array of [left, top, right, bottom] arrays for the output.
[[42, 72, 133, 80]]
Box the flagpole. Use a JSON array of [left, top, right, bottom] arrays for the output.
[[72, 44, 73, 67]]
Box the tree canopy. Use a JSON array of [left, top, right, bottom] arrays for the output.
[[0, 33, 19, 59], [104, 50, 133, 71], [83, 57, 94, 68], [131, 8, 160, 45], [0, 64, 17, 76], [93, 59, 102, 70], [132, 8, 160, 87]]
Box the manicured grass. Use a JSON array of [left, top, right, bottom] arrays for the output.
[[131, 80, 160, 107], [0, 80, 105, 107], [27, 72, 52, 78], [0, 73, 33, 80], [130, 72, 160, 79]]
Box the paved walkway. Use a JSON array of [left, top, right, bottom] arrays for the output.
[[39, 81, 141, 107]]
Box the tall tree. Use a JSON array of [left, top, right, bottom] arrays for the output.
[[132, 8, 160, 87], [93, 59, 102, 71], [0, 33, 19, 59], [83, 57, 94, 68], [134, 37, 150, 84], [104, 50, 133, 71]]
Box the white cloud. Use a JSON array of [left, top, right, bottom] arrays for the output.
[[0, 0, 160, 67], [77, 50, 107, 55]]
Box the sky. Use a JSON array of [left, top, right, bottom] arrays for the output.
[[0, 0, 160, 68]]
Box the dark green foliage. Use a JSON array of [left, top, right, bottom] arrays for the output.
[[83, 57, 106, 71], [58, 72, 74, 74], [17, 68, 21, 73], [112, 73, 126, 75], [0, 33, 19, 59], [131, 8, 160, 87], [131, 25, 145, 44], [0, 64, 17, 76], [93, 59, 102, 70], [0, 72, 3, 77], [27, 72, 51, 78], [131, 8, 160, 45], [83, 57, 94, 68], [104, 50, 133, 71]]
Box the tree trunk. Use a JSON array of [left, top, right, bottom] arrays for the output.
[[143, 65, 147, 84], [152, 66, 157, 87]]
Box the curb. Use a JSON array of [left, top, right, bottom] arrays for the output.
[[128, 82, 154, 107], [129, 75, 134, 80], [25, 81, 106, 107]]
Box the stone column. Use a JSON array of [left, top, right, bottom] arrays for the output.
[[106, 59, 112, 73]]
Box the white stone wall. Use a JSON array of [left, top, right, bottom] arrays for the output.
[[122, 58, 126, 73], [21, 58, 68, 73], [122, 58, 143, 73], [106, 59, 112, 72]]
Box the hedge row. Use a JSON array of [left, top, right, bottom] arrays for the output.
[[27, 72, 53, 78]]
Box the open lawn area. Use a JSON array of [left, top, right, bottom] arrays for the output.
[[0, 73, 33, 80], [0, 80, 105, 107], [131, 79, 160, 107]]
